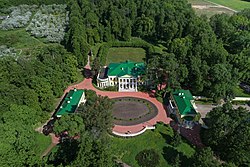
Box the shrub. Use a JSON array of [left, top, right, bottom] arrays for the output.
[[0, 45, 18, 57], [135, 149, 160, 167]]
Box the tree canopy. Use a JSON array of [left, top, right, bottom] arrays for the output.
[[201, 103, 250, 166]]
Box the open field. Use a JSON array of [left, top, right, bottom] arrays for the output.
[[106, 47, 146, 64], [188, 0, 236, 17], [110, 124, 195, 167], [208, 0, 250, 11], [0, 28, 46, 54]]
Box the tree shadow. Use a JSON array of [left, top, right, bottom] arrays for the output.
[[162, 146, 192, 167], [47, 138, 79, 166], [83, 68, 93, 79]]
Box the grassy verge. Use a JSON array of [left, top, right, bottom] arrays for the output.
[[109, 124, 195, 167], [208, 0, 250, 11], [34, 133, 51, 156], [106, 47, 146, 64], [0, 28, 46, 54], [233, 86, 250, 97]]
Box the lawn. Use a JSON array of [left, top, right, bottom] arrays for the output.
[[0, 28, 46, 55], [233, 86, 250, 97], [188, 0, 213, 5], [34, 132, 51, 156], [106, 47, 146, 65], [109, 123, 195, 167], [208, 0, 250, 11]]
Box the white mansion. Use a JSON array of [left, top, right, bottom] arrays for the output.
[[97, 61, 145, 92]]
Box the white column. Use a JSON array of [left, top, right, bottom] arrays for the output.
[[135, 79, 138, 92]]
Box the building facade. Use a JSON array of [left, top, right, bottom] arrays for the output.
[[97, 61, 145, 92], [167, 89, 198, 129]]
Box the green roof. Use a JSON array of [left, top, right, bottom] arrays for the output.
[[108, 61, 145, 77], [172, 90, 196, 116], [56, 89, 84, 117]]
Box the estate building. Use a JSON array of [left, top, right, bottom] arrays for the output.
[[97, 61, 146, 92]]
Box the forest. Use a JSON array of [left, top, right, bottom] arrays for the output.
[[0, 0, 249, 166]]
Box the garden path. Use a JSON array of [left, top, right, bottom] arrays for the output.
[[62, 57, 171, 134]]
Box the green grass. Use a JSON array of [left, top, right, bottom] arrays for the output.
[[34, 133, 51, 156], [233, 86, 250, 97], [0, 28, 46, 55], [109, 124, 195, 167], [106, 47, 146, 65], [208, 0, 250, 11], [188, 0, 213, 5]]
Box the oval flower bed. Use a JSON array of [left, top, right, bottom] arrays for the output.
[[112, 97, 158, 126]]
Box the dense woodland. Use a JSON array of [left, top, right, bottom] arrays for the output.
[[0, 0, 249, 166]]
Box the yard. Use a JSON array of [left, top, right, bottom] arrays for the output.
[[106, 47, 146, 64], [35, 132, 51, 156], [109, 123, 195, 167]]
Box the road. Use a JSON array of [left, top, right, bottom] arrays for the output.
[[196, 104, 250, 118]]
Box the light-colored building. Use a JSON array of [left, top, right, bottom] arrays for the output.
[[55, 88, 86, 117], [97, 61, 145, 92], [168, 89, 199, 129]]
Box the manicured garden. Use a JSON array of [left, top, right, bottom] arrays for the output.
[[106, 47, 146, 64], [112, 97, 158, 126], [110, 123, 195, 167]]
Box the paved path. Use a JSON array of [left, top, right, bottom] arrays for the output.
[[61, 57, 170, 134], [64, 77, 170, 134], [196, 104, 250, 118]]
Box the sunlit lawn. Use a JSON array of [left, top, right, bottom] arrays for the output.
[[106, 47, 146, 65], [35, 132, 51, 156], [109, 123, 195, 167], [208, 0, 250, 11]]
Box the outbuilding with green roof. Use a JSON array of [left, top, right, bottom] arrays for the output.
[[168, 89, 198, 129], [55, 89, 86, 117]]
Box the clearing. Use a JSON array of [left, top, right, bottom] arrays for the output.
[[110, 123, 195, 167], [188, 0, 236, 17], [106, 47, 146, 65], [208, 0, 250, 11]]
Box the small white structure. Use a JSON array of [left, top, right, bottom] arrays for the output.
[[97, 61, 146, 92]]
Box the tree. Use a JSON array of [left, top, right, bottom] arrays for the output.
[[135, 149, 160, 167], [53, 114, 84, 137], [78, 93, 113, 135], [201, 103, 250, 165], [191, 148, 219, 167], [72, 132, 115, 167]]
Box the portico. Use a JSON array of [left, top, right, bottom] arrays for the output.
[[118, 76, 137, 92]]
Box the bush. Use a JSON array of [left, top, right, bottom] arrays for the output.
[[135, 149, 160, 167], [0, 45, 18, 57], [170, 132, 182, 147], [26, 4, 69, 43]]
